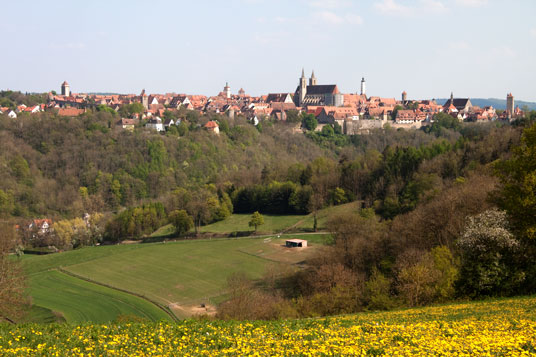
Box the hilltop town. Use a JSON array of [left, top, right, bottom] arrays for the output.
[[0, 70, 524, 135]]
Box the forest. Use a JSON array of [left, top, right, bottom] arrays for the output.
[[1, 93, 536, 321]]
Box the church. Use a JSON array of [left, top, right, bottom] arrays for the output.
[[294, 70, 344, 107]]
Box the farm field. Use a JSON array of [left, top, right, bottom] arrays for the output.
[[199, 214, 308, 234], [28, 270, 172, 323], [150, 202, 357, 239], [23, 234, 326, 321], [2, 295, 535, 355]]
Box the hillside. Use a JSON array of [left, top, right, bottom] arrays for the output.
[[2, 296, 535, 355], [22, 234, 327, 321]]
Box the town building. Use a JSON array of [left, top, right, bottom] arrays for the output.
[[204, 120, 220, 134], [61, 81, 70, 97], [506, 93, 515, 119], [443, 92, 473, 114], [294, 69, 344, 107]]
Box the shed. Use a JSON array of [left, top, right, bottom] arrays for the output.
[[285, 239, 308, 248]]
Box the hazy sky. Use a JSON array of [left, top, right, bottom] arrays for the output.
[[2, 0, 535, 101]]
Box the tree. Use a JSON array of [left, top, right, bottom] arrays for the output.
[[286, 109, 301, 123], [391, 105, 403, 120], [168, 209, 193, 236], [249, 211, 264, 233], [494, 122, 536, 242], [301, 113, 318, 131], [0, 222, 28, 322], [364, 267, 396, 310], [396, 250, 440, 306], [321, 124, 334, 137], [456, 209, 521, 297]]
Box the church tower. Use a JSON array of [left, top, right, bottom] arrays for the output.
[[297, 68, 307, 106], [402, 91, 407, 102], [309, 70, 317, 86], [360, 77, 366, 96], [61, 81, 70, 97]]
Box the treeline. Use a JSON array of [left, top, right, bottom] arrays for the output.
[[0, 90, 47, 109]]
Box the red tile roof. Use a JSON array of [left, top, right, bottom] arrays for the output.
[[204, 121, 219, 129], [58, 108, 85, 116]]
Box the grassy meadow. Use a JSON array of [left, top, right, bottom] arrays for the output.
[[2, 296, 535, 355], [197, 201, 359, 235], [28, 270, 171, 323], [23, 234, 326, 321]]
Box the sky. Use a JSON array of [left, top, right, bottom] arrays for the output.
[[2, 0, 535, 101]]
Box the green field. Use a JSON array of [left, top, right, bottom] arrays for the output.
[[23, 235, 326, 321], [200, 214, 307, 234], [28, 270, 171, 323], [199, 202, 359, 234]]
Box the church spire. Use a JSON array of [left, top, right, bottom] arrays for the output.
[[301, 68, 305, 78], [309, 69, 317, 86]]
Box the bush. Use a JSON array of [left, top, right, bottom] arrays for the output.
[[456, 209, 521, 297]]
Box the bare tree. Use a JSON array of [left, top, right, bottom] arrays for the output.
[[0, 222, 28, 323]]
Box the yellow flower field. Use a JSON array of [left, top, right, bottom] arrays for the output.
[[1, 296, 535, 356]]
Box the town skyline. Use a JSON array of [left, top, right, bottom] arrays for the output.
[[3, 0, 535, 101]]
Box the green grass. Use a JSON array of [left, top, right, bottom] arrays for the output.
[[20, 305, 65, 324], [294, 201, 360, 230], [23, 236, 325, 320], [151, 224, 176, 237], [62, 239, 284, 317], [199, 202, 359, 235], [200, 214, 308, 234], [22, 244, 146, 276], [28, 270, 171, 323]]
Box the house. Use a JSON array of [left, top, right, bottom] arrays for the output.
[[21, 105, 43, 114], [15, 104, 27, 113], [163, 118, 175, 128], [286, 239, 308, 248], [1, 107, 17, 118], [118, 118, 138, 131], [169, 95, 191, 109], [29, 219, 53, 235], [145, 117, 164, 131], [317, 106, 359, 124], [395, 109, 427, 124], [266, 93, 294, 104], [204, 120, 220, 134]]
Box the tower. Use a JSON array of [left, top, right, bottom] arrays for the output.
[[360, 77, 366, 96], [224, 82, 231, 99], [141, 89, 148, 109], [506, 93, 514, 119], [297, 68, 307, 106], [402, 91, 407, 102], [309, 70, 317, 86], [61, 81, 70, 97]]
